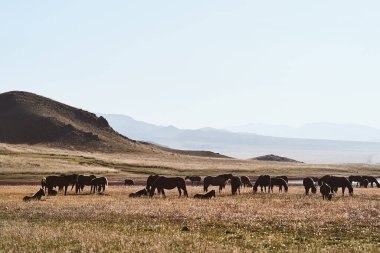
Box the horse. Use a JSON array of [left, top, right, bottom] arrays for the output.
[[42, 174, 78, 195], [319, 175, 353, 196], [203, 176, 226, 192], [348, 175, 363, 187], [23, 188, 45, 202], [275, 176, 289, 183], [270, 178, 288, 193], [320, 182, 333, 201], [90, 177, 108, 193], [360, 179, 369, 188], [185, 176, 201, 186], [146, 175, 160, 192], [253, 175, 271, 193], [124, 179, 134, 186], [217, 174, 233, 183], [240, 176, 252, 187], [194, 190, 216, 199], [149, 176, 188, 198], [47, 188, 58, 196], [303, 177, 317, 195], [231, 176, 241, 195], [76, 175, 96, 194], [362, 176, 380, 188], [129, 188, 148, 198]]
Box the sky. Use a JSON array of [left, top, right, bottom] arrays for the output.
[[1, 1, 380, 129]]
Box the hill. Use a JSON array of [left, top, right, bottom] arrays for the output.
[[0, 91, 226, 158], [252, 154, 302, 163]]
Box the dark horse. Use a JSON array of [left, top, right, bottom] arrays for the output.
[[270, 178, 288, 193], [319, 175, 353, 196], [253, 175, 271, 193], [146, 175, 160, 192], [42, 174, 78, 195], [231, 176, 242, 195], [194, 190, 216, 199], [185, 176, 201, 186], [240, 176, 252, 187], [303, 177, 317, 195], [203, 176, 226, 192], [76, 175, 96, 194], [360, 179, 369, 188], [90, 177, 108, 193], [23, 188, 45, 202], [124, 179, 134, 186], [129, 188, 148, 198], [348, 175, 363, 187], [217, 174, 233, 182], [362, 176, 380, 188], [149, 176, 188, 198], [320, 182, 333, 201]]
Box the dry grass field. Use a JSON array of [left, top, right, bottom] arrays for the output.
[[1, 185, 379, 252]]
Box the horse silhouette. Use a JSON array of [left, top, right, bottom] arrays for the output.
[[240, 176, 252, 187], [270, 178, 288, 193], [303, 177, 316, 195], [253, 175, 271, 193], [203, 176, 226, 192], [149, 176, 188, 198], [231, 176, 241, 195]]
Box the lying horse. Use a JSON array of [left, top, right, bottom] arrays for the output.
[[253, 175, 271, 193], [203, 176, 226, 192], [362, 176, 380, 188], [240, 176, 252, 187], [194, 190, 215, 199], [303, 177, 317, 195], [348, 175, 363, 187], [320, 182, 333, 201], [270, 178, 288, 193], [23, 188, 45, 202], [146, 175, 160, 192], [124, 179, 134, 186], [149, 176, 188, 198], [76, 175, 96, 194], [185, 176, 201, 186], [90, 177, 108, 193], [129, 188, 148, 198], [42, 174, 79, 195], [319, 175, 353, 196], [231, 176, 241, 195]]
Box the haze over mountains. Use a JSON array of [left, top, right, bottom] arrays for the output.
[[102, 114, 380, 164]]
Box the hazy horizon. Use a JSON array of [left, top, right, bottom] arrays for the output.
[[1, 1, 380, 129]]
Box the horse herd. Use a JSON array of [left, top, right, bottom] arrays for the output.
[[22, 173, 380, 202]]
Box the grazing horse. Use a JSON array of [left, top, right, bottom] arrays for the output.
[[319, 175, 353, 196], [194, 190, 216, 199], [320, 182, 333, 201], [90, 177, 108, 193], [185, 176, 201, 186], [124, 179, 134, 186], [146, 175, 160, 192], [203, 176, 226, 192], [360, 179, 369, 188], [348, 175, 363, 187], [362, 176, 380, 188], [240, 176, 252, 187], [253, 175, 271, 193], [23, 188, 45, 202], [42, 174, 79, 195], [76, 175, 96, 194], [303, 177, 317, 195], [275, 176, 289, 183], [149, 176, 188, 198], [129, 188, 148, 198], [270, 178, 288, 193], [231, 176, 242, 195]]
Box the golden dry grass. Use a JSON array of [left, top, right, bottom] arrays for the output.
[[1, 185, 379, 252]]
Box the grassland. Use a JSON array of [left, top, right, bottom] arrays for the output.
[[0, 185, 379, 252]]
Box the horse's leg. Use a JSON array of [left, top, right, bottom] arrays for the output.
[[342, 187, 345, 196], [161, 189, 166, 198], [64, 185, 68, 196], [177, 187, 182, 197]]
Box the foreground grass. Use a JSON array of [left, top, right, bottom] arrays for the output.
[[0, 186, 379, 252]]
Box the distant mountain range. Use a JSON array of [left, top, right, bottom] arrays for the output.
[[226, 123, 380, 142], [101, 114, 380, 164]]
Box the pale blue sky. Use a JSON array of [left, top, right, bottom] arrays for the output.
[[1, 1, 380, 129]]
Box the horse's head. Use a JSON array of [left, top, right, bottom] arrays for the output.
[[311, 186, 317, 194], [253, 185, 258, 193]]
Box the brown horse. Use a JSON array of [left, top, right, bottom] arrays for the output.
[[146, 175, 160, 192], [203, 176, 226, 192], [319, 175, 353, 196], [149, 177, 188, 198], [129, 188, 148, 198], [185, 176, 201, 186], [23, 188, 45, 202], [76, 175, 96, 194], [231, 176, 241, 195], [303, 177, 316, 195], [42, 174, 78, 195], [240, 176, 252, 187], [124, 179, 134, 186], [253, 175, 271, 193], [194, 190, 216, 199], [90, 177, 108, 193], [270, 178, 288, 193]]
